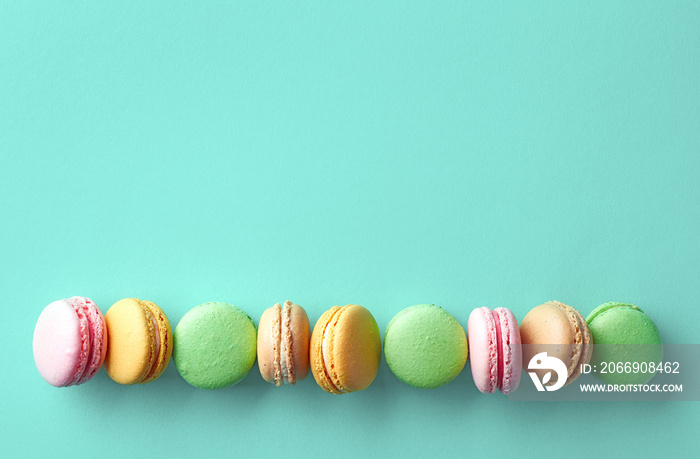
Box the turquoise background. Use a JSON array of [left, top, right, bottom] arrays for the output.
[[2, 1, 698, 457]]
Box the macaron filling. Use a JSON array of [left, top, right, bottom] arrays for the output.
[[321, 321, 337, 390], [491, 309, 504, 392], [489, 311, 503, 392], [279, 344, 289, 384], [152, 312, 161, 360], [280, 301, 295, 385], [270, 304, 282, 385], [140, 307, 161, 382], [494, 308, 515, 394], [67, 300, 91, 387], [321, 310, 346, 393]]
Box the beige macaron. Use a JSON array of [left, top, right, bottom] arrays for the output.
[[519, 300, 592, 386], [257, 301, 311, 386]]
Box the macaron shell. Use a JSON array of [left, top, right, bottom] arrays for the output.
[[520, 301, 583, 386], [287, 303, 311, 384], [587, 303, 662, 345], [104, 298, 157, 385], [384, 304, 468, 389], [68, 296, 107, 385], [325, 305, 381, 393], [33, 300, 86, 387], [310, 306, 343, 394], [586, 302, 662, 385], [257, 305, 280, 385], [587, 301, 641, 323], [173, 302, 257, 389], [140, 301, 172, 384], [495, 307, 522, 394], [467, 307, 498, 393]]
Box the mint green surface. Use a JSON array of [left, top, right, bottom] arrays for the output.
[[2, 2, 699, 458], [384, 305, 467, 388], [173, 302, 257, 390], [587, 302, 663, 385]]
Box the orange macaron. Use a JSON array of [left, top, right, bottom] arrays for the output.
[[310, 304, 381, 394]]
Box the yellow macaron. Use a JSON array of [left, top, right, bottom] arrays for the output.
[[104, 298, 172, 385]]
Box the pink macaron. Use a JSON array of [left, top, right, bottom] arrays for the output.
[[467, 307, 522, 394], [33, 296, 108, 387]]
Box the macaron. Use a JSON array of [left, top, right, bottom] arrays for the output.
[[586, 302, 662, 385], [104, 298, 172, 385], [173, 302, 257, 389], [310, 304, 381, 394], [519, 301, 592, 387], [467, 307, 522, 394], [33, 296, 107, 387], [383, 304, 467, 389], [258, 300, 311, 386]]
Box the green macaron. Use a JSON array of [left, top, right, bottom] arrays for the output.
[[586, 302, 662, 385], [384, 304, 468, 389], [173, 302, 257, 389]]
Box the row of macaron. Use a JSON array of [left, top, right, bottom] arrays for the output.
[[33, 298, 662, 393]]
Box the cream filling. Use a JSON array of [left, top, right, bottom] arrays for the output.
[[322, 321, 333, 382], [270, 304, 282, 386], [279, 327, 289, 384], [150, 310, 161, 365]]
